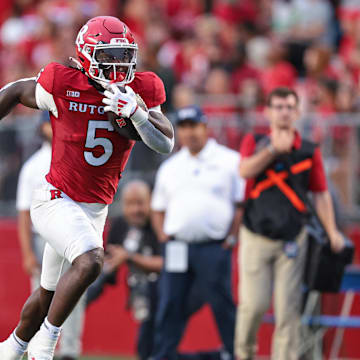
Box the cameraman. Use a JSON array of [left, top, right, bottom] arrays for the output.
[[235, 87, 344, 360]]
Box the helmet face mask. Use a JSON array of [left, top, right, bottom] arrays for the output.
[[75, 17, 138, 86], [89, 42, 137, 84]]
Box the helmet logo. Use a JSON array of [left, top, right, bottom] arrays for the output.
[[87, 37, 99, 44], [110, 38, 129, 44], [76, 24, 89, 49]]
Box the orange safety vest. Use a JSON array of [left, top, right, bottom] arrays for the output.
[[243, 135, 316, 240], [249, 158, 313, 212]]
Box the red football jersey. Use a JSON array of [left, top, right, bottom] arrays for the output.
[[36, 62, 166, 204]]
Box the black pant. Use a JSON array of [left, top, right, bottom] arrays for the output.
[[138, 271, 205, 360], [137, 280, 158, 360], [152, 241, 236, 360]]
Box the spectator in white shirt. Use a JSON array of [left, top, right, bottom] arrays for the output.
[[151, 105, 245, 360]]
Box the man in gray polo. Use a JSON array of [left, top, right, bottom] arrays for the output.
[[151, 105, 244, 360]]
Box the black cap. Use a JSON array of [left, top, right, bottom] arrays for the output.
[[175, 105, 207, 124]]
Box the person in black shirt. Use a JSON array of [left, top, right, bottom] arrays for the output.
[[236, 87, 344, 360]]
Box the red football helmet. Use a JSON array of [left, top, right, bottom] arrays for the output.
[[75, 16, 138, 86]]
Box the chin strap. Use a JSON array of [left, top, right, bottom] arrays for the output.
[[69, 57, 106, 91], [69, 57, 84, 71]]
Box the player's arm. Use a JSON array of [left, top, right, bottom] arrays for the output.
[[131, 104, 174, 153], [0, 78, 38, 120], [147, 109, 173, 139], [103, 85, 174, 154]]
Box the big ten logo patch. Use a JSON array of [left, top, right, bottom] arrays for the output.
[[50, 190, 62, 200], [66, 90, 80, 98], [116, 118, 127, 127]]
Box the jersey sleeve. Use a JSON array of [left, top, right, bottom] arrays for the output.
[[35, 63, 59, 117], [141, 72, 166, 109], [36, 62, 57, 94], [309, 146, 328, 192]]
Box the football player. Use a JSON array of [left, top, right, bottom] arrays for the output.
[[0, 16, 174, 360]]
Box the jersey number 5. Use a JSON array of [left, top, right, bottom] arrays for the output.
[[84, 120, 114, 166]]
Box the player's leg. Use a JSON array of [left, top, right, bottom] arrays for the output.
[[27, 190, 107, 359], [44, 200, 106, 326], [57, 262, 86, 360], [47, 247, 103, 325], [0, 288, 54, 360], [31, 187, 107, 326], [17, 287, 55, 340], [27, 248, 102, 360], [23, 247, 101, 360]]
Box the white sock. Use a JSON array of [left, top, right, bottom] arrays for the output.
[[3, 330, 28, 354], [41, 317, 62, 340]]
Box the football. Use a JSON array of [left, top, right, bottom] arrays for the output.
[[107, 86, 148, 141]]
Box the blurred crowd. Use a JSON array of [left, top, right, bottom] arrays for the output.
[[1, 0, 360, 211], [1, 0, 360, 111]]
